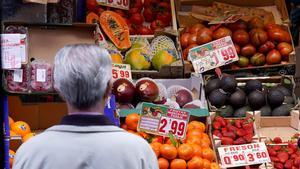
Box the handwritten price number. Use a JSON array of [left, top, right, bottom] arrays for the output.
[[112, 69, 130, 79], [220, 46, 236, 61], [107, 0, 129, 7], [158, 117, 186, 137], [223, 154, 245, 165], [223, 152, 268, 165], [247, 152, 267, 162]]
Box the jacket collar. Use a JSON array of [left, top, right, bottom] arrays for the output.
[[60, 114, 115, 126]]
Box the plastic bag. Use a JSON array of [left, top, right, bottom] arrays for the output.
[[30, 61, 53, 92]]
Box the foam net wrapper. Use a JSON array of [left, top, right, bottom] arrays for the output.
[[128, 37, 153, 59], [150, 35, 180, 59], [167, 85, 194, 100]]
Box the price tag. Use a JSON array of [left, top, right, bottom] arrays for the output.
[[112, 63, 132, 80], [20, 34, 27, 63], [1, 34, 21, 69], [96, 0, 130, 10], [13, 69, 23, 82], [188, 36, 238, 74], [95, 25, 108, 48], [218, 143, 271, 168], [138, 103, 190, 139], [36, 69, 46, 82]]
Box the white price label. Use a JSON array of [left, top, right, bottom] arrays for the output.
[[97, 0, 129, 10], [36, 69, 46, 82], [189, 36, 238, 74], [218, 143, 271, 168], [13, 69, 23, 82], [112, 63, 132, 80], [1, 34, 22, 69], [20, 34, 27, 63], [138, 103, 190, 139]]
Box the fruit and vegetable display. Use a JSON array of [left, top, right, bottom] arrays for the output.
[[180, 17, 294, 68], [205, 75, 296, 117], [266, 135, 300, 169], [212, 116, 255, 145], [122, 113, 220, 169], [86, 0, 173, 35]]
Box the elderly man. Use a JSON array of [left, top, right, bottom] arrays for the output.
[[13, 44, 158, 169]]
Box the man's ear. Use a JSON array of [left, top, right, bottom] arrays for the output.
[[103, 79, 113, 100]]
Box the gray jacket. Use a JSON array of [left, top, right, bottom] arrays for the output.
[[13, 125, 158, 169]]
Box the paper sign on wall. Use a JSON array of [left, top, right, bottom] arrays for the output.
[[1, 34, 22, 69], [218, 143, 271, 168], [188, 36, 238, 74]]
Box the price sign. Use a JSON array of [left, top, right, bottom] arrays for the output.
[[188, 36, 238, 74], [218, 143, 271, 168], [209, 12, 244, 25], [112, 63, 132, 80], [1, 34, 22, 69], [96, 0, 130, 10], [138, 103, 190, 139]]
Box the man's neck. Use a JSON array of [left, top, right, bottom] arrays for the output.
[[67, 102, 104, 115]]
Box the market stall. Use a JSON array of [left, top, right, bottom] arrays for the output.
[[1, 0, 300, 169]]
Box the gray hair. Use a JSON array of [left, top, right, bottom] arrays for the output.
[[54, 44, 112, 109]]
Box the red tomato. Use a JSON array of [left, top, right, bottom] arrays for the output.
[[266, 49, 281, 65], [180, 32, 190, 48], [129, 7, 141, 15], [130, 13, 144, 25], [264, 23, 282, 31], [268, 29, 291, 43], [86, 0, 98, 11], [114, 9, 126, 18], [143, 7, 156, 22], [249, 28, 268, 46], [234, 44, 241, 54], [131, 0, 143, 8], [213, 27, 232, 40], [277, 42, 293, 61], [156, 12, 172, 25], [143, 0, 159, 7], [189, 23, 205, 34], [227, 19, 248, 31], [196, 27, 213, 45], [137, 26, 152, 35], [158, 2, 171, 11], [150, 20, 165, 31], [259, 41, 275, 53], [232, 29, 250, 46]]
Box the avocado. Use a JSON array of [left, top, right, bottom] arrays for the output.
[[248, 90, 266, 110], [259, 105, 272, 116], [220, 75, 237, 94], [208, 89, 227, 108], [284, 96, 294, 104], [205, 78, 221, 95], [272, 104, 294, 116], [234, 106, 252, 117], [245, 80, 262, 94], [275, 85, 292, 97], [230, 89, 246, 108], [217, 105, 234, 117], [268, 89, 284, 108]]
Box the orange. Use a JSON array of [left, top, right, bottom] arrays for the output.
[[9, 130, 17, 136], [202, 147, 215, 161], [138, 132, 149, 139], [189, 144, 202, 157], [11, 121, 31, 137], [186, 130, 202, 139], [9, 149, 15, 168], [150, 142, 162, 157], [187, 121, 205, 133], [125, 113, 139, 131], [210, 162, 220, 169], [199, 137, 211, 148], [160, 144, 178, 160], [186, 136, 201, 145], [202, 159, 211, 169], [9, 116, 14, 129], [110, 53, 123, 64], [187, 156, 203, 169], [121, 124, 127, 130], [158, 157, 169, 169], [178, 144, 194, 160], [170, 159, 187, 169], [22, 132, 36, 142]]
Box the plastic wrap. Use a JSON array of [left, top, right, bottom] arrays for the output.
[[3, 65, 30, 92], [30, 61, 53, 92]]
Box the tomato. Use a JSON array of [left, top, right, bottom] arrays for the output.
[[248, 16, 264, 29], [180, 33, 190, 48], [267, 29, 291, 43], [137, 26, 152, 35], [241, 44, 256, 57], [182, 44, 198, 60], [213, 27, 232, 40], [249, 28, 268, 46], [277, 42, 293, 60], [188, 33, 198, 46], [264, 23, 282, 31], [189, 23, 205, 34], [130, 13, 144, 25], [266, 49, 281, 65], [114, 9, 126, 18], [232, 29, 249, 46], [259, 41, 275, 53], [129, 7, 141, 15], [86, 0, 98, 11], [143, 7, 156, 22], [128, 23, 137, 35], [196, 27, 213, 45], [131, 0, 143, 8], [143, 0, 159, 8], [234, 44, 241, 54], [227, 19, 248, 31], [150, 20, 165, 31], [156, 12, 172, 25], [158, 2, 171, 11]]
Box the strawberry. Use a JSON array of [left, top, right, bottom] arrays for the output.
[[236, 129, 247, 137], [270, 156, 280, 162], [223, 131, 236, 140], [290, 153, 297, 159], [213, 130, 222, 138], [288, 142, 298, 151], [221, 127, 228, 133], [234, 119, 243, 128], [273, 137, 283, 144], [233, 137, 246, 145], [243, 133, 253, 143], [284, 159, 293, 169], [277, 151, 289, 163], [215, 116, 227, 126], [242, 122, 253, 132], [274, 163, 284, 169], [294, 156, 300, 167], [273, 145, 282, 151], [213, 121, 221, 130], [221, 137, 234, 145], [287, 147, 295, 155], [227, 125, 238, 132], [267, 147, 277, 156]]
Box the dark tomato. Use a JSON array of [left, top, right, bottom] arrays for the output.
[[264, 23, 282, 31], [156, 12, 172, 25], [189, 23, 205, 34], [248, 16, 264, 29], [227, 19, 248, 31], [150, 20, 165, 31], [188, 33, 198, 45], [86, 0, 98, 11], [259, 41, 275, 53], [277, 42, 293, 61], [266, 49, 281, 65], [268, 29, 291, 43], [143, 0, 159, 8], [130, 13, 144, 25], [129, 7, 141, 15], [137, 26, 152, 35], [143, 7, 156, 22], [232, 29, 250, 46], [196, 27, 213, 45], [234, 44, 241, 54], [241, 44, 256, 57], [158, 2, 171, 11], [180, 32, 191, 48], [213, 27, 232, 40], [249, 28, 268, 46], [182, 44, 198, 60]]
